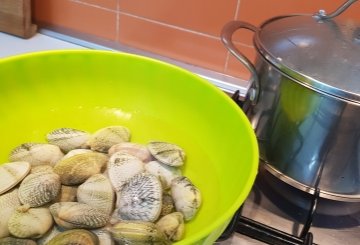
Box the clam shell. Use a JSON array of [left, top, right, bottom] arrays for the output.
[[108, 142, 152, 162], [160, 193, 175, 217], [62, 149, 93, 160], [77, 174, 115, 215], [53, 152, 108, 185], [115, 173, 162, 222], [8, 205, 53, 239], [54, 185, 78, 203], [156, 212, 185, 241], [92, 228, 114, 245], [108, 152, 145, 191], [30, 164, 54, 174], [46, 127, 91, 152], [171, 176, 201, 221], [145, 160, 182, 189], [0, 188, 21, 238], [46, 229, 99, 245], [0, 161, 30, 195], [9, 143, 64, 167], [36, 225, 64, 245], [0, 237, 37, 245], [147, 141, 185, 166], [19, 172, 61, 207], [108, 221, 168, 245], [49, 202, 109, 229], [87, 126, 131, 153]]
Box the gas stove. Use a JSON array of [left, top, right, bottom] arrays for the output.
[[1, 30, 359, 245], [216, 162, 360, 245]]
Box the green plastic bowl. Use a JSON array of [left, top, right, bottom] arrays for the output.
[[0, 50, 258, 244]]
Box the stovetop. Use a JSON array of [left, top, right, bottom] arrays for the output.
[[218, 164, 360, 245]]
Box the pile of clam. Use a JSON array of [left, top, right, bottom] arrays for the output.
[[0, 126, 201, 245]]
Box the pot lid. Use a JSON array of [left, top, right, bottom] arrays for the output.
[[255, 15, 360, 102]]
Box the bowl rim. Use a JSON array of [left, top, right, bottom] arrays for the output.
[[0, 49, 259, 244]]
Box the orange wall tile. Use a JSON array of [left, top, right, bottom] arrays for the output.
[[32, 0, 117, 40], [119, 0, 238, 36], [32, 0, 360, 81], [118, 13, 227, 73]]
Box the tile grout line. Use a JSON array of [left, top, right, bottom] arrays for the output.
[[70, 0, 223, 43], [69, 0, 117, 12], [115, 0, 120, 42]]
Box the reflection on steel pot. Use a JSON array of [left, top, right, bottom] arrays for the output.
[[222, 0, 360, 201]]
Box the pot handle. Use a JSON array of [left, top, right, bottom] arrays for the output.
[[314, 0, 358, 20], [221, 21, 259, 105]]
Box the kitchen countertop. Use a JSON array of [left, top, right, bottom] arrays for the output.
[[0, 30, 249, 95], [0, 32, 86, 58]]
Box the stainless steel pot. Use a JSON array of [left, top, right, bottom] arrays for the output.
[[221, 0, 360, 201]]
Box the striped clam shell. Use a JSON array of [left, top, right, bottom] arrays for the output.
[[46, 229, 99, 245], [92, 228, 114, 245], [0, 188, 21, 238], [115, 173, 162, 222], [87, 126, 131, 153], [147, 141, 185, 167], [49, 202, 109, 229], [46, 127, 91, 153], [108, 221, 167, 245], [54, 185, 78, 203], [108, 152, 145, 192], [145, 160, 182, 189], [8, 205, 53, 239], [171, 176, 201, 221], [0, 237, 37, 245], [37, 225, 64, 245], [53, 152, 108, 185], [108, 142, 152, 163], [77, 174, 115, 216], [9, 143, 64, 167], [18, 172, 61, 207], [0, 161, 30, 195], [156, 212, 185, 242]]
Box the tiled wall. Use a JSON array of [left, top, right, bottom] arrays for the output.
[[32, 0, 360, 81]]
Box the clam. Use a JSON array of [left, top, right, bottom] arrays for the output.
[[87, 126, 131, 153], [0, 237, 37, 245], [92, 228, 114, 245], [36, 225, 64, 245], [46, 229, 99, 245], [77, 174, 115, 215], [171, 176, 201, 221], [46, 127, 91, 152], [30, 164, 54, 174], [108, 221, 168, 245], [62, 149, 93, 160], [8, 205, 53, 239], [54, 185, 78, 203], [0, 188, 21, 238], [107, 152, 145, 191], [9, 143, 64, 167], [156, 212, 185, 241], [160, 193, 175, 217], [108, 142, 152, 162], [49, 202, 109, 229], [0, 161, 30, 195], [18, 172, 61, 207], [115, 173, 162, 222], [53, 152, 108, 185], [145, 160, 182, 189], [147, 141, 185, 166]]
